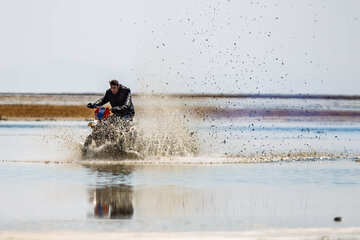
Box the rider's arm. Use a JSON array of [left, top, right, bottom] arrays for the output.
[[123, 88, 132, 109], [93, 91, 110, 107]]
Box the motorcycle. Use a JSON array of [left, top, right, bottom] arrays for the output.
[[81, 107, 143, 160]]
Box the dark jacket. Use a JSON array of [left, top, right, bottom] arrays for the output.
[[94, 85, 135, 117]]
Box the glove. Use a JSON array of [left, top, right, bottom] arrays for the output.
[[87, 103, 96, 109], [111, 105, 128, 113]]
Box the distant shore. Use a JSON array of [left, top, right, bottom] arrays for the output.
[[1, 93, 360, 121], [1, 104, 360, 122]]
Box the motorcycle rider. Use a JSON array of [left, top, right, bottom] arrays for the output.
[[87, 80, 135, 120]]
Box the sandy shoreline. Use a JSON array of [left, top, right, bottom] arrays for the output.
[[1, 228, 360, 240], [0, 104, 95, 121]]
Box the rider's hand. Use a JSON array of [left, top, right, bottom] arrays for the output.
[[110, 106, 127, 113], [110, 106, 119, 112], [119, 105, 128, 111], [87, 103, 95, 109]]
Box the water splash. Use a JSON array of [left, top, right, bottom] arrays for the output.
[[31, 95, 360, 163], [134, 109, 199, 157], [81, 97, 199, 160], [40, 122, 88, 161]]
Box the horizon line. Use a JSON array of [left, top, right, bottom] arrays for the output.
[[0, 92, 360, 100]]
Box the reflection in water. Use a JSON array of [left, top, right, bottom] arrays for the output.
[[84, 164, 134, 219], [82, 163, 360, 229], [84, 164, 134, 177], [89, 185, 133, 219]]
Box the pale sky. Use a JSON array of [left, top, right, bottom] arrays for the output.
[[0, 0, 359, 94]]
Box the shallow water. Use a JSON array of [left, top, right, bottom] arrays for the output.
[[1, 96, 360, 232], [1, 160, 360, 231]]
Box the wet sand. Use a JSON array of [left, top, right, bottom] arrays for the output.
[[2, 228, 360, 240]]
